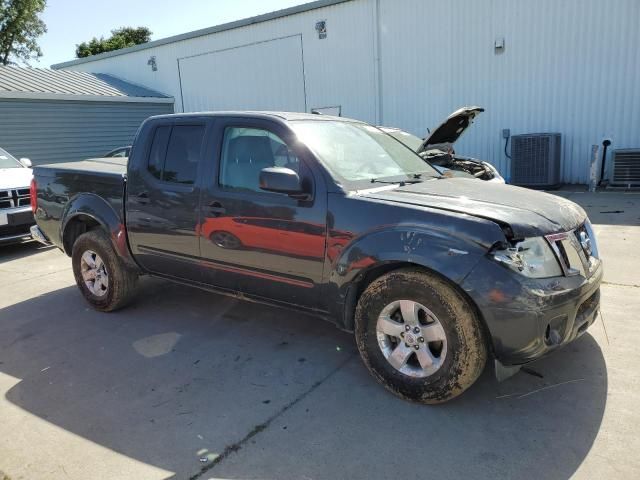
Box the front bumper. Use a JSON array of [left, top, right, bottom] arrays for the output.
[[462, 256, 603, 366]]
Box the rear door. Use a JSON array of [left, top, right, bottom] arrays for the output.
[[126, 118, 209, 281], [198, 117, 327, 310]]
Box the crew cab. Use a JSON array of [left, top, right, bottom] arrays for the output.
[[1, 146, 34, 244], [30, 112, 602, 403]]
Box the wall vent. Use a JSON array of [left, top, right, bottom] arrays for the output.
[[511, 133, 562, 187], [610, 149, 640, 187]]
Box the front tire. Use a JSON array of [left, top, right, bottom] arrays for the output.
[[71, 229, 138, 312], [355, 268, 487, 404]]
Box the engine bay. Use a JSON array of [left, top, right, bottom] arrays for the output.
[[422, 150, 497, 181]]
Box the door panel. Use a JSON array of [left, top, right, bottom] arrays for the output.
[[199, 119, 327, 309], [126, 121, 206, 281]]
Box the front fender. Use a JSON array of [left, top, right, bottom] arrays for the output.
[[61, 193, 138, 270], [327, 224, 498, 329]]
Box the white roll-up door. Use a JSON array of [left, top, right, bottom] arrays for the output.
[[178, 35, 307, 113]]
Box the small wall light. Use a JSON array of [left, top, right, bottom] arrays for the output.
[[148, 56, 158, 71], [315, 20, 327, 39], [494, 37, 505, 54]]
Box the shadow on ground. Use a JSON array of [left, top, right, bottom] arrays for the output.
[[0, 241, 55, 263], [0, 277, 607, 480]]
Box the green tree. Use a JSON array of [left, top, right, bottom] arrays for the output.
[[76, 26, 151, 58], [0, 0, 47, 65]]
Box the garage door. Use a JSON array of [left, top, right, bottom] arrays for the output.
[[178, 35, 307, 113]]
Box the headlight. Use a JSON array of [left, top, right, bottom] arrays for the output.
[[492, 237, 563, 278]]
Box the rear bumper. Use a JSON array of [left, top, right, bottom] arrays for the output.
[[30, 224, 50, 245], [462, 257, 603, 366]]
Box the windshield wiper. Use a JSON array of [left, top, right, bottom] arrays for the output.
[[370, 178, 423, 186]]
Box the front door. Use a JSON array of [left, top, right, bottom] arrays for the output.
[[199, 118, 327, 310], [126, 119, 208, 281]]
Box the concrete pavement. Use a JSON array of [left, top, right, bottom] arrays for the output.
[[0, 191, 638, 480]]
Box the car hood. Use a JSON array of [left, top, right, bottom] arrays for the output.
[[361, 178, 586, 238], [0, 167, 33, 189], [418, 106, 484, 154]]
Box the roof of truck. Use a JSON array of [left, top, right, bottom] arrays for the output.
[[149, 111, 364, 123]]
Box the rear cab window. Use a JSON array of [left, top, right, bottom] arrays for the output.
[[147, 124, 205, 184]]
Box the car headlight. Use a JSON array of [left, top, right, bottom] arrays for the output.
[[492, 237, 563, 278]]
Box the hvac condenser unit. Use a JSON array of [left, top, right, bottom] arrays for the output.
[[511, 133, 562, 188], [610, 149, 640, 187]]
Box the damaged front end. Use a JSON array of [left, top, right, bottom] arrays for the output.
[[462, 219, 602, 379]]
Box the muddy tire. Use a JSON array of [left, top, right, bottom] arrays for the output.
[[355, 268, 487, 404], [71, 229, 138, 312]]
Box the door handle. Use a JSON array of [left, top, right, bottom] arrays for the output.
[[206, 201, 226, 217], [134, 191, 149, 205]]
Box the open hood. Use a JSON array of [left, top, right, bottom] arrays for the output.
[[417, 106, 484, 154]]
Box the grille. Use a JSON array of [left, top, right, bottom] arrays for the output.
[[546, 223, 598, 277], [511, 133, 561, 187], [0, 188, 31, 210], [611, 149, 640, 186]]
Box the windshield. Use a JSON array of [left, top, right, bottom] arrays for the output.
[[290, 121, 439, 186], [384, 129, 424, 152], [0, 147, 21, 169]]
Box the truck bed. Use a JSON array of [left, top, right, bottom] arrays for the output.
[[33, 158, 127, 250], [36, 157, 127, 181]]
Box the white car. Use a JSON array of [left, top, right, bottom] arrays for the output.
[[0, 147, 34, 244], [381, 107, 505, 183]]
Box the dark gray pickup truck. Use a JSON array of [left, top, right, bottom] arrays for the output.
[[30, 112, 602, 403]]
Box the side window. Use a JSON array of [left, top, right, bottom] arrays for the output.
[[164, 125, 205, 184], [219, 127, 300, 192], [147, 124, 204, 184], [148, 126, 170, 180]]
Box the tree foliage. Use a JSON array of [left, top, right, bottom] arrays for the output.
[[0, 0, 47, 66], [76, 27, 151, 58]]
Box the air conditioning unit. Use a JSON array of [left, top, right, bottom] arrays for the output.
[[511, 133, 561, 188], [610, 149, 640, 187]]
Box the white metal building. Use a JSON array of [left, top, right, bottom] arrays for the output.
[[53, 0, 640, 184]]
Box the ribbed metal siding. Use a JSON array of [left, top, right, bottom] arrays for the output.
[[379, 0, 640, 184], [0, 66, 171, 98], [0, 99, 173, 165], [61, 0, 378, 124], [178, 35, 307, 112], [59, 0, 640, 184]]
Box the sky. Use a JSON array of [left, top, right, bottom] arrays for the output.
[[38, 0, 307, 67]]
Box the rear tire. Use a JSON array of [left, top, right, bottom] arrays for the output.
[[71, 229, 138, 312], [355, 268, 487, 404]]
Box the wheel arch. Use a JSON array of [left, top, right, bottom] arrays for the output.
[[329, 226, 494, 355], [60, 193, 139, 271]]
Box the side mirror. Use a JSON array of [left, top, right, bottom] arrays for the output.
[[19, 158, 32, 168], [259, 167, 304, 195]]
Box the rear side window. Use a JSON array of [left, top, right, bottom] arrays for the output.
[[148, 126, 171, 180], [147, 124, 205, 184]]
